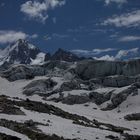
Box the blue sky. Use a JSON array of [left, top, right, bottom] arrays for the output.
[[0, 0, 140, 60]]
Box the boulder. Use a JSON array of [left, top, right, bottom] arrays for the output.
[[23, 79, 57, 96], [1, 65, 34, 81], [124, 113, 140, 121], [62, 94, 90, 105]]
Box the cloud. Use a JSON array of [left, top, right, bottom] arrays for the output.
[[93, 55, 115, 61], [119, 36, 140, 42], [20, 0, 66, 23], [71, 48, 116, 56], [0, 30, 38, 44], [29, 34, 38, 39], [52, 17, 57, 24], [104, 0, 127, 5], [0, 3, 5, 7], [103, 10, 140, 27], [71, 49, 92, 56], [92, 48, 116, 54], [115, 48, 139, 59], [72, 47, 139, 61]]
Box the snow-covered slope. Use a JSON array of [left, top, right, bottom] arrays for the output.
[[0, 72, 140, 139]]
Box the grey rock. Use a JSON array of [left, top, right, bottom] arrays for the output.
[[124, 113, 140, 121], [1, 65, 34, 81], [89, 90, 113, 105], [60, 80, 81, 91], [75, 59, 140, 80], [51, 48, 82, 62], [23, 79, 57, 96], [102, 86, 138, 110], [62, 95, 90, 105]]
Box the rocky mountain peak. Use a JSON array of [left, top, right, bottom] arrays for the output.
[[0, 39, 42, 65], [52, 48, 82, 62]]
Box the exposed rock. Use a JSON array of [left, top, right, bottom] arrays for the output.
[[0, 39, 41, 65], [124, 113, 140, 121], [123, 133, 140, 140], [1, 65, 34, 81], [0, 95, 25, 115], [62, 95, 90, 105], [51, 48, 82, 62], [60, 80, 81, 91], [0, 133, 20, 140], [0, 119, 72, 140], [89, 90, 113, 105], [23, 79, 57, 96], [75, 59, 140, 80], [102, 76, 136, 87], [102, 85, 138, 110]]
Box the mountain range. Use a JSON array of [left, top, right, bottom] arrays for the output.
[[0, 39, 140, 140], [0, 39, 84, 66]]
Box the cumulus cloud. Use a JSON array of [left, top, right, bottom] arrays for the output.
[[0, 30, 38, 44], [20, 0, 66, 23], [104, 0, 127, 5], [119, 36, 140, 42], [103, 10, 140, 27]]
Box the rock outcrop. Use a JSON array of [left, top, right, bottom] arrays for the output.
[[75, 59, 140, 80], [23, 79, 57, 96]]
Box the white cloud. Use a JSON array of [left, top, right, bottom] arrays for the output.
[[71, 48, 116, 56], [104, 0, 127, 5], [71, 49, 91, 56], [30, 34, 38, 39], [103, 10, 140, 27], [119, 36, 140, 42], [93, 55, 115, 61], [72, 48, 139, 61], [115, 48, 139, 59], [20, 0, 66, 23], [92, 48, 116, 54], [0, 30, 38, 44]]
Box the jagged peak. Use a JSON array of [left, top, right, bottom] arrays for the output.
[[9, 39, 37, 51]]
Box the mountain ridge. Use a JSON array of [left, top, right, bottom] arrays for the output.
[[0, 39, 83, 65]]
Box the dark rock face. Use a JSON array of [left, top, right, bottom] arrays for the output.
[[101, 76, 136, 87], [90, 75, 140, 87], [89, 91, 113, 105], [1, 65, 34, 81], [5, 39, 41, 64], [0, 95, 25, 115], [44, 53, 51, 61], [0, 133, 20, 140], [75, 59, 140, 80], [43, 60, 70, 70], [51, 48, 82, 62], [102, 85, 138, 110], [23, 79, 57, 96], [124, 113, 140, 121], [60, 80, 81, 91], [62, 95, 90, 105], [123, 133, 140, 140]]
